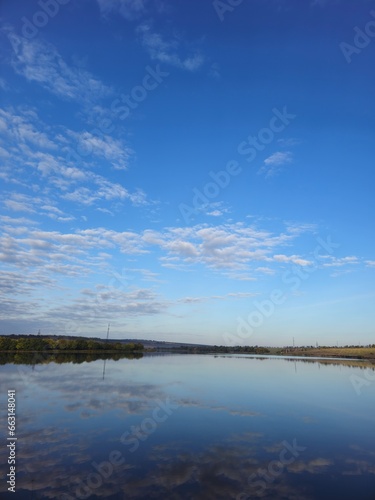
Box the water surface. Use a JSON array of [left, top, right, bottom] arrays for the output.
[[1, 353, 375, 499]]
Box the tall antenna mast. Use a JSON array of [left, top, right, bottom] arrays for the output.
[[106, 323, 110, 342]]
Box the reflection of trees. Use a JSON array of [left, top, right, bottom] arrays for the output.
[[0, 351, 143, 365], [282, 357, 375, 371]]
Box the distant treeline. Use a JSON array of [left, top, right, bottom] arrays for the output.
[[0, 335, 144, 352], [172, 345, 271, 354]]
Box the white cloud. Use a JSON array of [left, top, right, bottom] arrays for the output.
[[0, 215, 34, 225], [2, 192, 76, 222], [0, 106, 144, 213], [273, 254, 312, 266], [0, 108, 56, 150], [264, 151, 293, 166], [165, 240, 199, 258], [208, 62, 221, 79], [259, 151, 293, 178], [178, 292, 258, 304], [0, 220, 312, 284], [207, 210, 224, 217], [153, 223, 310, 273], [0, 77, 8, 90], [48, 286, 170, 322], [4, 198, 36, 214], [136, 23, 204, 72], [1, 215, 313, 281], [96, 207, 115, 216], [6, 30, 112, 103], [322, 256, 359, 267], [67, 130, 132, 170], [0, 216, 367, 334], [206, 202, 231, 217], [255, 266, 276, 275]]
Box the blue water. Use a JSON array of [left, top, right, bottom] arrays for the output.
[[0, 354, 375, 499]]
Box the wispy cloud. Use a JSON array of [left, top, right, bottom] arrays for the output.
[[155, 222, 311, 273], [207, 210, 224, 217], [136, 23, 204, 71], [206, 202, 230, 217], [0, 220, 312, 281], [208, 62, 221, 79], [5, 29, 112, 103], [0, 215, 367, 335], [258, 151, 293, 178], [265, 153, 292, 167], [0, 108, 56, 150], [277, 137, 300, 147], [178, 292, 257, 304], [66, 130, 132, 171], [255, 266, 276, 275], [96, 0, 148, 20], [322, 256, 359, 267], [273, 254, 312, 266], [3, 193, 74, 222], [0, 106, 143, 212], [0, 77, 8, 90]]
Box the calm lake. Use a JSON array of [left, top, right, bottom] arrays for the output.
[[1, 353, 375, 499]]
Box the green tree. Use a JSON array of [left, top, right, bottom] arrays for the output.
[[0, 337, 17, 351]]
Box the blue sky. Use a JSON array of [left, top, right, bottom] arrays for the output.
[[0, 0, 374, 346]]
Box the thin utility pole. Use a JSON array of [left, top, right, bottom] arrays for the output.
[[103, 323, 110, 381]]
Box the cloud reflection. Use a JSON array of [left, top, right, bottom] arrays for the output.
[[0, 355, 375, 499]]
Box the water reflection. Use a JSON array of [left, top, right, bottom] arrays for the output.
[[0, 354, 374, 499], [0, 351, 143, 366]]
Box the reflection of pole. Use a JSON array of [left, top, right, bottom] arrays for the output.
[[102, 359, 107, 380]]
